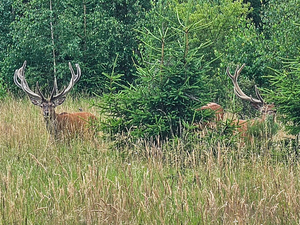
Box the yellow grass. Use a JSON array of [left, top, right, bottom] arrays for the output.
[[0, 96, 300, 224]]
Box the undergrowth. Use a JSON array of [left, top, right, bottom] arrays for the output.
[[0, 96, 299, 224]]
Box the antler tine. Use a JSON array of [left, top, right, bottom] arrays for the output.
[[69, 62, 81, 84], [226, 63, 262, 104], [36, 81, 47, 101], [233, 87, 257, 103], [20, 78, 43, 100], [51, 63, 81, 101], [14, 70, 23, 89], [14, 61, 27, 89], [227, 64, 248, 99], [49, 76, 59, 100], [14, 61, 43, 101], [254, 85, 266, 104]]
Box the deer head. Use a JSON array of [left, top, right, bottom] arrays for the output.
[[14, 61, 97, 140], [226, 64, 276, 119], [14, 61, 81, 120]]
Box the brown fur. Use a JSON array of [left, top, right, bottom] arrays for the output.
[[56, 112, 96, 133], [47, 111, 97, 140], [230, 119, 248, 138], [196, 103, 224, 130], [198, 102, 224, 121], [14, 61, 97, 140], [198, 102, 275, 140]]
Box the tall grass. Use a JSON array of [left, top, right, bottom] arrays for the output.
[[0, 96, 300, 224]]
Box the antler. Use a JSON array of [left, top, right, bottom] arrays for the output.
[[14, 61, 46, 105], [14, 61, 81, 106], [14, 61, 26, 89], [226, 63, 265, 106], [50, 62, 81, 105]]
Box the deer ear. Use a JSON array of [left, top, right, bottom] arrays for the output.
[[28, 96, 43, 106], [52, 95, 66, 107]]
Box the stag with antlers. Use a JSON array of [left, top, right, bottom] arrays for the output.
[[226, 63, 276, 137], [14, 61, 97, 140], [199, 64, 276, 138]]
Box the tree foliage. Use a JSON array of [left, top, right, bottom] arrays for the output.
[[98, 0, 214, 140], [1, 0, 300, 135], [268, 58, 300, 135], [1, 0, 150, 95], [0, 0, 13, 98], [260, 0, 300, 134]]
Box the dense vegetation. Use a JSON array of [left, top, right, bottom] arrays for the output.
[[1, 0, 300, 138], [0, 98, 299, 224], [1, 0, 300, 222]]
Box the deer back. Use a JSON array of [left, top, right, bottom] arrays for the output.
[[197, 102, 224, 130], [199, 102, 224, 121], [55, 112, 97, 138]]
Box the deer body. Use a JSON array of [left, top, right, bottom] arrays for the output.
[[197, 102, 224, 130], [200, 63, 276, 139], [14, 61, 97, 140], [45, 111, 97, 139], [231, 118, 254, 138]]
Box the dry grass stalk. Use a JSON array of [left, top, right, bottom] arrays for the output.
[[0, 97, 299, 224]]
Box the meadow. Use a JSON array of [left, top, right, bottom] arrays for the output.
[[0, 96, 300, 224]]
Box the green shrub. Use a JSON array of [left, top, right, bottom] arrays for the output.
[[97, 0, 215, 141], [268, 57, 300, 134]]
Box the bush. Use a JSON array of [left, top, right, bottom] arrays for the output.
[[97, 1, 215, 141], [268, 57, 300, 134]]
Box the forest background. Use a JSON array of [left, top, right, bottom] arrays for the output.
[[1, 0, 300, 138]]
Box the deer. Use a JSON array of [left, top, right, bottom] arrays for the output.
[[197, 102, 224, 130], [14, 61, 97, 140], [199, 64, 276, 138], [226, 63, 276, 137]]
